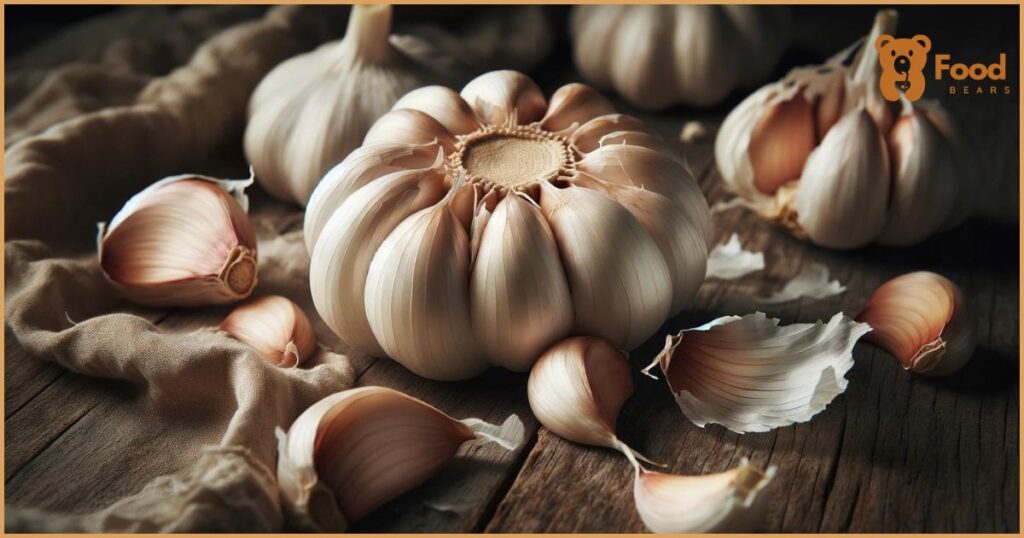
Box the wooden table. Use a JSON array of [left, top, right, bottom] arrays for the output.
[[5, 5, 1020, 533]]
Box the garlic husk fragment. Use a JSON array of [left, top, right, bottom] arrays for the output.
[[755, 263, 846, 304], [856, 271, 976, 376], [705, 233, 764, 280], [277, 387, 523, 531], [643, 312, 871, 433], [630, 455, 775, 533], [220, 295, 316, 367], [98, 173, 257, 307]]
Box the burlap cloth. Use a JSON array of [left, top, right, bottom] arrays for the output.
[[4, 6, 549, 532]]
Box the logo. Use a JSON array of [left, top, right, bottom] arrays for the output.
[[876, 34, 931, 101], [876, 33, 1011, 100]]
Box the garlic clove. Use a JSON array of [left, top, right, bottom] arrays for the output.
[[607, 6, 677, 110], [98, 174, 257, 307], [277, 387, 524, 530], [539, 182, 671, 349], [748, 92, 816, 196], [570, 5, 628, 89], [576, 143, 701, 210], [670, 5, 743, 108], [527, 336, 634, 450], [856, 271, 976, 376], [540, 83, 615, 133], [915, 101, 980, 230], [304, 142, 439, 253], [643, 312, 871, 433], [705, 233, 764, 281], [876, 101, 959, 246], [362, 108, 456, 153], [310, 161, 447, 358], [632, 457, 775, 533], [714, 84, 779, 205], [569, 114, 670, 155], [470, 194, 574, 372], [391, 85, 482, 136], [794, 107, 890, 249], [460, 70, 547, 126], [572, 174, 708, 315], [363, 189, 487, 380], [220, 295, 317, 367]]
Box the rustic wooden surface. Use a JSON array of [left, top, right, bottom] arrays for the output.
[[5, 5, 1020, 533]]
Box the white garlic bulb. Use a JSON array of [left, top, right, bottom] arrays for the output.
[[307, 71, 710, 381], [856, 271, 976, 376], [715, 9, 974, 249], [570, 5, 789, 109], [277, 387, 523, 531], [220, 295, 317, 367], [98, 173, 257, 307]]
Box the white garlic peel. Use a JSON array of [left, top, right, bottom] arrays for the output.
[[220, 295, 317, 367], [755, 263, 846, 304], [715, 9, 973, 249], [705, 233, 764, 280], [97, 172, 257, 307], [856, 271, 976, 376], [571, 6, 789, 109], [306, 70, 710, 380], [276, 387, 523, 531], [643, 312, 871, 434]]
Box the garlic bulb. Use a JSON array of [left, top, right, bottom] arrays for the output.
[[220, 295, 316, 367], [856, 271, 976, 376], [277, 387, 523, 531], [570, 6, 789, 109], [715, 9, 974, 249], [307, 71, 710, 380], [98, 173, 257, 307]]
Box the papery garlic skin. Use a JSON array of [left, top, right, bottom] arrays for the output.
[[856, 271, 976, 376], [308, 70, 709, 380], [98, 173, 257, 307], [715, 9, 970, 249], [220, 295, 316, 367], [571, 5, 789, 109], [277, 387, 523, 531]]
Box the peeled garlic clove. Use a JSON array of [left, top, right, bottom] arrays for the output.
[[540, 83, 615, 132], [748, 92, 816, 196], [460, 70, 547, 125], [795, 107, 890, 249], [98, 174, 257, 307], [876, 102, 959, 246], [632, 457, 775, 533], [364, 189, 486, 380], [277, 387, 524, 531], [310, 161, 447, 358], [362, 108, 457, 153], [220, 295, 316, 367], [304, 142, 439, 253], [643, 312, 871, 433], [856, 271, 976, 376], [470, 194, 573, 371], [539, 183, 671, 350], [391, 85, 482, 136], [527, 336, 633, 450]]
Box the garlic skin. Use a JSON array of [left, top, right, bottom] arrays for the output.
[[98, 173, 257, 307], [715, 9, 972, 249], [277, 387, 523, 531], [856, 271, 976, 376], [643, 313, 871, 433], [631, 457, 775, 533], [307, 71, 710, 380], [220, 295, 317, 367], [571, 5, 789, 109]]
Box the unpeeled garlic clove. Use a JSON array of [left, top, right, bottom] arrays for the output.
[[277, 387, 524, 531], [856, 271, 976, 376], [540, 82, 615, 132], [630, 456, 775, 533], [98, 173, 257, 307], [460, 70, 547, 125], [220, 295, 317, 367], [362, 108, 457, 153]]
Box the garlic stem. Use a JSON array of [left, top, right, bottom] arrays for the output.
[[850, 9, 898, 84], [344, 5, 393, 64]]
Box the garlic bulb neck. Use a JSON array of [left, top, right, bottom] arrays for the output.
[[343, 5, 393, 64], [450, 123, 576, 196], [850, 9, 898, 84]]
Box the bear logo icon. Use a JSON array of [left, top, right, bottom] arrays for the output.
[[876, 34, 931, 102]]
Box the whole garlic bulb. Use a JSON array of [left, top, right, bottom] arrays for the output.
[[570, 5, 789, 110], [307, 71, 710, 381], [98, 173, 257, 307], [715, 9, 975, 249]]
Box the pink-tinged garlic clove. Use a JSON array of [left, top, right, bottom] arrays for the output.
[[856, 271, 976, 376], [220, 295, 317, 368], [98, 174, 257, 307], [747, 92, 817, 196]]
